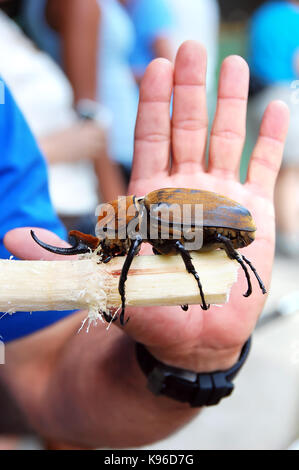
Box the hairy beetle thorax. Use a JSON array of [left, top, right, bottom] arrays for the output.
[[95, 195, 144, 258]]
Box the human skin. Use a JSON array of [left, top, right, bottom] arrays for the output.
[[46, 0, 100, 103], [1, 41, 289, 448]]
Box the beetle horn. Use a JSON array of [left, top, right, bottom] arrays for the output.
[[30, 230, 91, 256]]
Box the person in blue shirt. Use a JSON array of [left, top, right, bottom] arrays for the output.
[[0, 80, 75, 343], [126, 0, 174, 83], [249, 1, 299, 86], [0, 42, 290, 449], [248, 1, 299, 257]]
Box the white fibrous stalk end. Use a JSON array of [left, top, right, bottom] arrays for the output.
[[76, 254, 117, 333]]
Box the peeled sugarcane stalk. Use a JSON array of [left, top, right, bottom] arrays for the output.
[[0, 251, 238, 323]]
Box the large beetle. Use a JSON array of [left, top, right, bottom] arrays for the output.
[[31, 188, 266, 325]]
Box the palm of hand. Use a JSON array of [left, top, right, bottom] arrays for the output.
[[128, 167, 275, 371], [126, 42, 289, 370]]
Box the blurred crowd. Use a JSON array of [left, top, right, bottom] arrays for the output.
[[0, 0, 220, 236], [247, 0, 299, 257]]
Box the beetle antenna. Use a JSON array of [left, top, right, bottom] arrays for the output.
[[30, 230, 91, 256], [241, 255, 267, 294]]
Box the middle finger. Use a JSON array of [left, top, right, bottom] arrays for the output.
[[171, 41, 208, 174]]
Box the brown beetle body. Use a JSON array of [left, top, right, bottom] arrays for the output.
[[144, 188, 255, 231], [31, 188, 266, 325], [143, 188, 256, 253]]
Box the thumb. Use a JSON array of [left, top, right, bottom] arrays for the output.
[[4, 228, 75, 261]]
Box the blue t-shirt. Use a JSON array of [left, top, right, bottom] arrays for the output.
[[248, 1, 299, 84], [127, 0, 173, 72], [0, 81, 74, 343]]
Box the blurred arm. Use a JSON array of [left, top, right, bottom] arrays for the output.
[[47, 0, 100, 103], [152, 36, 174, 63]]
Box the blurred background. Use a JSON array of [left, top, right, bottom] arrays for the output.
[[0, 0, 299, 450]]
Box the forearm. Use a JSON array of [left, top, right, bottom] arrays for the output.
[[94, 153, 127, 201], [41, 325, 198, 448], [57, 0, 100, 103], [39, 131, 69, 164], [0, 375, 33, 435], [2, 303, 250, 448], [2, 312, 197, 448], [153, 37, 175, 63]]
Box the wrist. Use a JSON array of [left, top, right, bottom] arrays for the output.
[[146, 342, 245, 374], [136, 338, 251, 408], [76, 99, 113, 130]]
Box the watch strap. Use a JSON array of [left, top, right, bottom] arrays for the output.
[[136, 337, 251, 407]]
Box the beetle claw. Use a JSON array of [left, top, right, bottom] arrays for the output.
[[243, 282, 252, 297], [101, 310, 118, 323], [201, 303, 210, 310], [120, 309, 130, 326]]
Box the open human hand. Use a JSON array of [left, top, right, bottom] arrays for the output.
[[124, 41, 289, 372], [6, 42, 289, 374]]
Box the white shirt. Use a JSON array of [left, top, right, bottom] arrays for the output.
[[0, 11, 98, 216], [169, 0, 220, 92]]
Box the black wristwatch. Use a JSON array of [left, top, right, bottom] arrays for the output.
[[135, 337, 251, 408]]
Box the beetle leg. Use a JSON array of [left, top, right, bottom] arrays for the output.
[[153, 247, 189, 311], [216, 234, 252, 297], [242, 255, 267, 294], [175, 240, 210, 310], [118, 236, 143, 326]]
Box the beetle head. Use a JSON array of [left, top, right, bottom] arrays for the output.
[[95, 195, 143, 259]]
